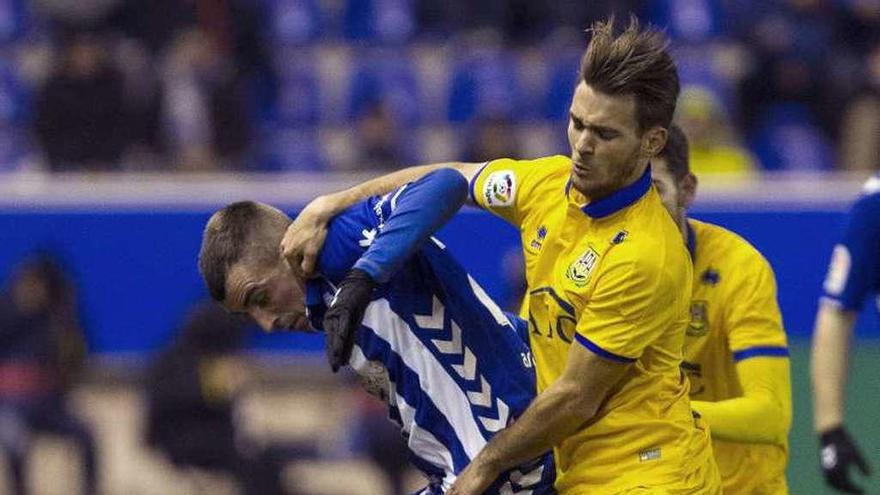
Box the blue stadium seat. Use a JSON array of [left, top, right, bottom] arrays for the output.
[[347, 48, 420, 124], [0, 0, 27, 43], [543, 50, 580, 121], [275, 49, 321, 125], [749, 103, 835, 171], [447, 47, 524, 123], [343, 0, 415, 42], [645, 0, 725, 43], [263, 126, 326, 171], [270, 0, 322, 45]]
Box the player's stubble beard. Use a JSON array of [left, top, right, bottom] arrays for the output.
[[570, 144, 644, 201]]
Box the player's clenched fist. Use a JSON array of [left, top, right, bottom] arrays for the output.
[[281, 194, 337, 277]]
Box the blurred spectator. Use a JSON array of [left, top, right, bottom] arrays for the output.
[[355, 101, 406, 170], [463, 116, 520, 162], [161, 28, 251, 171], [32, 29, 127, 171], [839, 40, 880, 172], [0, 254, 97, 495], [675, 85, 757, 175], [349, 389, 410, 495], [145, 301, 301, 495]]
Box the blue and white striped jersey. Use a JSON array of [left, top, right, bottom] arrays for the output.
[[822, 173, 880, 313], [306, 183, 555, 494]]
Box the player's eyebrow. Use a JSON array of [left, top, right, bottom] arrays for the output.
[[569, 112, 619, 134]]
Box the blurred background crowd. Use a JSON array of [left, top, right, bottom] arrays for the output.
[[0, 0, 876, 175]]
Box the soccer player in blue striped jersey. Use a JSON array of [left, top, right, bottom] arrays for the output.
[[811, 172, 879, 494], [198, 169, 554, 494]]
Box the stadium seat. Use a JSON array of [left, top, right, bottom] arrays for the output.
[[264, 126, 326, 171], [270, 0, 322, 45], [343, 0, 415, 42], [446, 43, 524, 123], [275, 48, 322, 125], [749, 103, 835, 171], [347, 47, 421, 124]]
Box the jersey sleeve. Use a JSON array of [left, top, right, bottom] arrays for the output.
[[354, 168, 468, 283], [821, 194, 880, 311], [574, 249, 687, 362], [725, 254, 789, 360], [469, 155, 568, 228]]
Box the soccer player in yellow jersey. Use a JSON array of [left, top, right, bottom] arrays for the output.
[[281, 18, 720, 495], [651, 124, 793, 494]]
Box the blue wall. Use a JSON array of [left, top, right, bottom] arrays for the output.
[[0, 206, 875, 353]]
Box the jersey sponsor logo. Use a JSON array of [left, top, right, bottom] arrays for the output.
[[359, 228, 377, 248], [687, 300, 709, 337], [565, 247, 599, 287], [823, 244, 851, 296], [529, 225, 547, 250], [638, 447, 661, 462], [700, 268, 720, 286], [483, 171, 516, 207], [611, 230, 628, 245]]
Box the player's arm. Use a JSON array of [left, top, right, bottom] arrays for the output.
[[810, 193, 877, 493], [283, 162, 484, 275], [691, 356, 791, 444], [692, 255, 791, 444], [811, 301, 857, 432], [322, 169, 470, 370], [447, 341, 631, 495]]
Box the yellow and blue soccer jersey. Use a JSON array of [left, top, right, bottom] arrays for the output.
[[471, 156, 719, 494], [682, 219, 790, 494]]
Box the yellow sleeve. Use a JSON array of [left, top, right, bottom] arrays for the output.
[[725, 254, 788, 354], [469, 155, 568, 229], [574, 247, 688, 362], [691, 357, 792, 445]]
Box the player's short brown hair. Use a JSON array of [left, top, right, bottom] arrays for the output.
[[580, 16, 680, 132], [658, 123, 690, 182], [198, 201, 290, 302]]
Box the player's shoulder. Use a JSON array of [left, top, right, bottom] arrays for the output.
[[485, 154, 570, 179], [690, 218, 772, 273], [851, 174, 880, 216]]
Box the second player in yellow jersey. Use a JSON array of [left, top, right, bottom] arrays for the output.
[[652, 125, 792, 495]]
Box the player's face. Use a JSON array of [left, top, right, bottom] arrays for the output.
[[567, 82, 664, 200], [223, 258, 310, 332]]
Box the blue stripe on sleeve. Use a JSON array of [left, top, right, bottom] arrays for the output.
[[468, 161, 491, 207], [732, 346, 789, 362], [574, 333, 637, 363]]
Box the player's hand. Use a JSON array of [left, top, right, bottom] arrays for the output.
[[323, 269, 376, 372], [447, 457, 498, 495], [281, 194, 337, 277], [820, 425, 871, 493]]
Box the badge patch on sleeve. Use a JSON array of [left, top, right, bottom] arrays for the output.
[[823, 244, 851, 296], [566, 247, 599, 287], [483, 170, 516, 207]]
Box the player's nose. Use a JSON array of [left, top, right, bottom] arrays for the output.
[[251, 310, 275, 332]]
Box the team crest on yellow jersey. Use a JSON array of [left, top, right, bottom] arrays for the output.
[[566, 247, 599, 287], [687, 300, 709, 337]]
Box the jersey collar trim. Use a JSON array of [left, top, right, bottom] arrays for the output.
[[686, 220, 697, 260], [574, 165, 653, 219]]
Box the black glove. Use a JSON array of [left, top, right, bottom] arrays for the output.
[[323, 268, 377, 372], [820, 425, 871, 494]]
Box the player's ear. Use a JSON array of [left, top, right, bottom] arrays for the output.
[[680, 173, 698, 209], [641, 126, 667, 158]]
